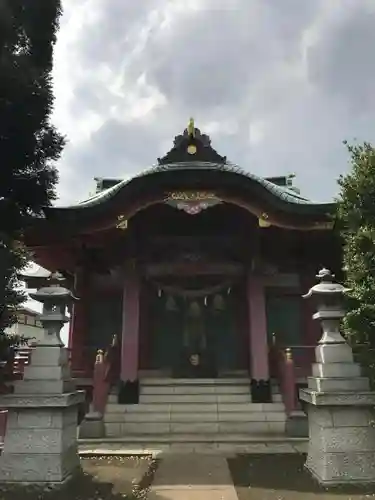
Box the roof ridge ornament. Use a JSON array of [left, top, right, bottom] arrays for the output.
[[187, 117, 196, 138], [157, 120, 227, 165]]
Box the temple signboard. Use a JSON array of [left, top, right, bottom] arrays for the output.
[[165, 191, 221, 215]]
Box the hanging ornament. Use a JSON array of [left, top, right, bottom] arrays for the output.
[[166, 295, 177, 311], [189, 354, 200, 366], [188, 301, 201, 318], [213, 294, 225, 311]]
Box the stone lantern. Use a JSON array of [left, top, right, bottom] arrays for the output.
[[303, 268, 350, 343], [300, 268, 375, 486], [29, 271, 77, 346], [0, 271, 85, 485]]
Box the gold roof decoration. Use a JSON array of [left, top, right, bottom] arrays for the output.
[[258, 213, 271, 228], [187, 117, 196, 137]]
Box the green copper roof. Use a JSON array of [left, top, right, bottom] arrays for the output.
[[58, 161, 326, 210], [54, 123, 332, 215]]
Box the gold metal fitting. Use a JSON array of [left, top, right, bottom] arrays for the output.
[[116, 215, 128, 230], [285, 348, 293, 362], [95, 349, 104, 364], [258, 213, 271, 228]]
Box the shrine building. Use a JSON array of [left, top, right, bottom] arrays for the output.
[[22, 121, 341, 438]]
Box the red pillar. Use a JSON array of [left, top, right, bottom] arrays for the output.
[[247, 271, 271, 402], [119, 261, 140, 404], [69, 268, 89, 378]]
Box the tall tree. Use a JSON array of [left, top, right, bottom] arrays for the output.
[[0, 0, 65, 357], [336, 141, 375, 382]]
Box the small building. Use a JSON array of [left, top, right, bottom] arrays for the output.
[[6, 306, 43, 344], [22, 122, 341, 438]]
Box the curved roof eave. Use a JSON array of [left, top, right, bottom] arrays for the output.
[[52, 162, 334, 215]]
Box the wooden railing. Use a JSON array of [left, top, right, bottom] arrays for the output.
[[66, 347, 98, 379], [270, 343, 316, 416], [0, 344, 36, 392], [90, 334, 120, 415]]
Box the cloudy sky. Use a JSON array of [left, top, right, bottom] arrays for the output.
[[27, 0, 375, 340], [51, 0, 375, 205]]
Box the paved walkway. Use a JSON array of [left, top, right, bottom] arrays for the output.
[[148, 454, 238, 499]]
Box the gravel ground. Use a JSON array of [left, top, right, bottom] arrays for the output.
[[228, 454, 375, 500], [0, 455, 157, 500]]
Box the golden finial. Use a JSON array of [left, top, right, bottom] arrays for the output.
[[187, 117, 195, 137], [285, 348, 293, 362]]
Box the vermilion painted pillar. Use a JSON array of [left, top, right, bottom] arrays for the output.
[[247, 272, 272, 403], [69, 268, 89, 378], [118, 262, 140, 404]]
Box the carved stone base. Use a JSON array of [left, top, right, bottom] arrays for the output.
[[118, 379, 139, 404], [250, 379, 271, 403], [0, 399, 82, 484], [301, 391, 375, 485]]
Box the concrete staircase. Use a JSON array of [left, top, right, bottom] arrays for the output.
[[103, 378, 287, 444]]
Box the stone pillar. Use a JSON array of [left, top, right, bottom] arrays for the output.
[[119, 261, 140, 404], [0, 272, 85, 485], [69, 268, 88, 378], [300, 268, 375, 486], [247, 272, 271, 403]]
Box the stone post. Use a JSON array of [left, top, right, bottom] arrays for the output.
[[0, 272, 85, 485], [300, 268, 375, 486]]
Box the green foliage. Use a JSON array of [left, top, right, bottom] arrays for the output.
[[0, 0, 65, 358], [336, 141, 375, 381]]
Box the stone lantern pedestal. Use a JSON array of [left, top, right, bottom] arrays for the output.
[[300, 269, 375, 486], [0, 273, 85, 485]]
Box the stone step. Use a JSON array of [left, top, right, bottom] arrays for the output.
[[108, 392, 283, 404], [104, 420, 286, 436], [105, 402, 285, 413], [140, 378, 250, 386], [140, 393, 251, 404], [108, 392, 283, 403], [109, 393, 252, 404], [104, 410, 286, 423], [79, 433, 306, 446], [140, 384, 251, 395]]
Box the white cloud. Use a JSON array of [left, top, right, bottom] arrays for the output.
[[50, 0, 375, 205]]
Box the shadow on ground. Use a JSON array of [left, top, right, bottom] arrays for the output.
[[0, 456, 157, 500], [228, 454, 375, 499]]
